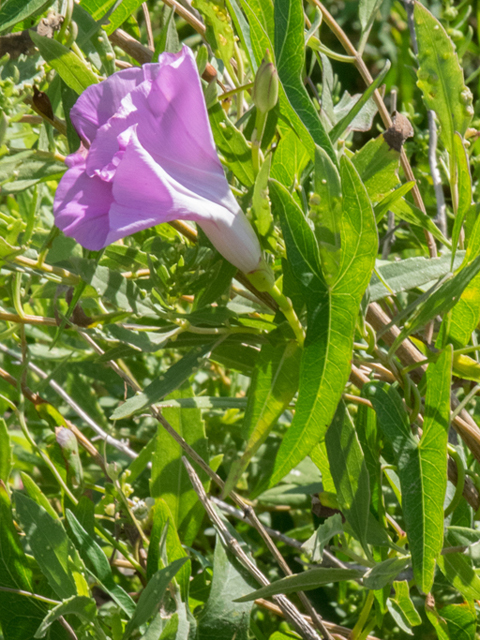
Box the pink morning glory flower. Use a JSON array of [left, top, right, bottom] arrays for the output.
[[53, 46, 264, 275]]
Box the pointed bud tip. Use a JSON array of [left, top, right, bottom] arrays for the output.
[[252, 52, 278, 114]]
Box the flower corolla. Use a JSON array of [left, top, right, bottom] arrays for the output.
[[54, 46, 264, 275]]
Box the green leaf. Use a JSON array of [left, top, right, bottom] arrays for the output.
[[0, 484, 63, 640], [373, 181, 415, 223], [356, 404, 384, 523], [301, 514, 343, 563], [364, 346, 452, 593], [370, 252, 465, 302], [102, 0, 143, 35], [386, 580, 422, 635], [34, 596, 97, 638], [235, 568, 362, 602], [414, 347, 452, 588], [391, 253, 480, 351], [330, 60, 391, 144], [270, 129, 309, 190], [76, 4, 116, 74], [240, 0, 334, 161], [437, 531, 480, 600], [0, 0, 54, 33], [225, 0, 255, 70], [112, 344, 215, 420], [362, 557, 411, 590], [193, 0, 235, 68], [79, 0, 116, 21], [65, 510, 136, 617], [390, 196, 450, 246], [451, 133, 473, 264], [150, 385, 210, 546], [156, 397, 248, 410], [0, 419, 12, 483], [359, 0, 384, 33], [266, 156, 377, 487], [15, 493, 86, 600], [209, 102, 255, 188], [146, 499, 190, 596], [352, 135, 400, 204], [126, 434, 157, 484], [223, 341, 301, 497], [312, 145, 342, 283], [446, 526, 480, 547], [414, 1, 473, 154], [252, 154, 274, 236], [440, 601, 477, 640], [325, 403, 370, 552], [29, 32, 99, 95], [154, 5, 181, 58], [274, 0, 335, 162], [0, 151, 65, 194], [197, 536, 255, 640], [20, 472, 59, 521], [123, 558, 189, 640]]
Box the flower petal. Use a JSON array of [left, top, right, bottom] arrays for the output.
[[84, 46, 235, 210], [103, 128, 262, 272], [70, 66, 145, 144], [53, 162, 113, 250]]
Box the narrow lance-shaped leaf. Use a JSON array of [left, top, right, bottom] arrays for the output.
[[330, 60, 391, 143], [266, 156, 377, 487], [437, 529, 480, 600], [223, 341, 301, 497], [111, 343, 215, 419], [364, 346, 452, 594], [66, 510, 136, 618], [197, 536, 256, 640], [274, 0, 335, 162], [29, 32, 99, 95], [390, 252, 480, 353], [240, 0, 334, 161], [15, 493, 88, 600], [0, 0, 55, 33], [34, 596, 97, 639], [0, 484, 64, 640], [150, 386, 210, 546], [451, 133, 473, 265], [122, 558, 189, 640], [102, 0, 143, 36], [325, 403, 371, 553], [0, 419, 12, 483], [386, 580, 422, 635], [359, 0, 384, 34], [211, 102, 255, 188], [414, 1, 473, 154], [146, 498, 191, 597], [235, 568, 362, 602]]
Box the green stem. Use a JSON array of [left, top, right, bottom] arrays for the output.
[[57, 0, 74, 43], [268, 285, 305, 347], [445, 445, 465, 518], [220, 81, 253, 102], [350, 591, 375, 640], [251, 109, 267, 175], [0, 585, 60, 605], [234, 41, 245, 121]]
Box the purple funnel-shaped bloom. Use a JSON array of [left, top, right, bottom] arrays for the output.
[[54, 46, 263, 274]]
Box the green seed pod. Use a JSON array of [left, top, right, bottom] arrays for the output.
[[252, 50, 278, 114]]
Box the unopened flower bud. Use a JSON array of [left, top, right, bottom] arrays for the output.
[[252, 50, 278, 114]]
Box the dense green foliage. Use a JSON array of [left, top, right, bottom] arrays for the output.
[[1, 0, 480, 639]]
